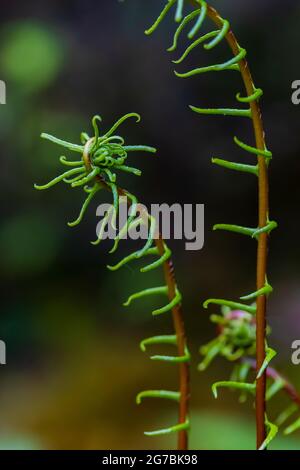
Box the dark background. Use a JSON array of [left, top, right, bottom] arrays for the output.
[[0, 0, 299, 449]]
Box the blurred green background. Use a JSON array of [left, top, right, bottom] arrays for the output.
[[0, 0, 300, 450]]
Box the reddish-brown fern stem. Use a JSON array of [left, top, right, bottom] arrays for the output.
[[189, 0, 269, 447], [84, 145, 190, 450], [156, 236, 190, 450]]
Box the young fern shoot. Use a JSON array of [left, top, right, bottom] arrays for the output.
[[144, 0, 277, 449], [35, 113, 190, 450], [199, 306, 300, 444]]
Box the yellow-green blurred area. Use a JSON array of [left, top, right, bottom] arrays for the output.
[[0, 0, 300, 450]]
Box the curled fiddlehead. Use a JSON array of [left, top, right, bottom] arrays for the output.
[[35, 113, 190, 450], [199, 306, 300, 445], [145, 0, 277, 448]]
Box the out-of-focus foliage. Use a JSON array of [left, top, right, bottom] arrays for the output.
[[1, 22, 64, 93], [0, 212, 61, 276]]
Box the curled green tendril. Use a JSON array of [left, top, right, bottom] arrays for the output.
[[124, 286, 181, 316], [123, 145, 157, 153], [168, 9, 202, 52], [103, 168, 119, 227], [108, 245, 171, 273], [240, 282, 273, 300], [234, 136, 272, 159], [259, 416, 278, 450], [204, 19, 230, 50], [236, 88, 263, 103], [257, 347, 277, 379], [144, 419, 190, 437], [145, 0, 177, 35], [102, 113, 141, 139], [136, 215, 157, 258], [212, 381, 256, 399], [188, 1, 207, 38], [151, 345, 190, 363], [68, 184, 101, 227], [212, 158, 258, 176], [174, 31, 218, 65], [91, 206, 116, 246], [141, 243, 171, 272], [107, 247, 153, 272], [140, 335, 177, 352], [60, 156, 83, 167], [91, 115, 102, 151], [114, 165, 141, 176], [80, 132, 89, 144], [190, 106, 251, 118], [175, 0, 184, 22], [252, 221, 277, 238], [41, 133, 83, 153], [71, 167, 100, 187], [63, 172, 86, 184], [34, 167, 84, 190], [109, 215, 142, 255], [213, 224, 255, 237], [213, 222, 277, 239], [153, 287, 182, 316], [124, 286, 168, 307], [175, 63, 239, 78], [136, 390, 180, 404], [108, 193, 138, 254]]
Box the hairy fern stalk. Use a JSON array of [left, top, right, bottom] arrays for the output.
[[35, 114, 190, 450], [143, 0, 299, 449]]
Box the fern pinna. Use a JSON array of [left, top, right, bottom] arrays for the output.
[[144, 0, 282, 449], [34, 114, 190, 450]]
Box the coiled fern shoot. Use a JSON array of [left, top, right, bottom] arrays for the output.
[[199, 306, 300, 438], [35, 113, 190, 450]]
